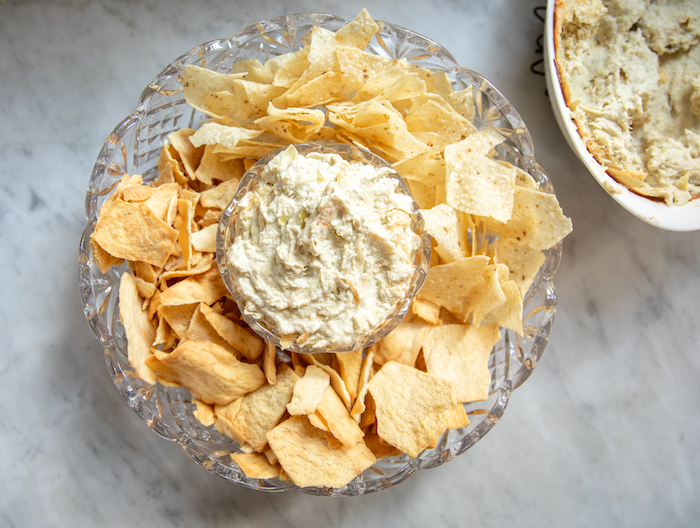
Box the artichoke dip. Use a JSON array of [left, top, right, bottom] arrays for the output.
[[555, 0, 700, 205], [226, 145, 421, 350]]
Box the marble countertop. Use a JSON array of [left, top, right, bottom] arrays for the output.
[[2, 0, 699, 526]]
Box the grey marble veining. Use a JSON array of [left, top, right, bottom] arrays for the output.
[[2, 0, 700, 526]]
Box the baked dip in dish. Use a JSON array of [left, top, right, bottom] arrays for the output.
[[546, 0, 700, 230]]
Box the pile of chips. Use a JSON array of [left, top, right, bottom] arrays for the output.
[[90, 9, 572, 489]]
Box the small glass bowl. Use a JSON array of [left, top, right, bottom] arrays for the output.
[[79, 12, 562, 496], [216, 142, 431, 354]]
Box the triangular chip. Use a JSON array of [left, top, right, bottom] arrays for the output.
[[483, 270, 523, 335], [266, 416, 376, 489], [159, 266, 227, 306], [406, 99, 477, 150], [215, 363, 298, 451], [422, 323, 500, 403], [311, 385, 365, 447], [155, 339, 265, 405], [416, 255, 490, 317], [368, 361, 457, 457], [334, 350, 363, 399], [445, 130, 517, 223], [231, 452, 281, 480], [199, 303, 264, 360], [368, 321, 430, 366], [182, 65, 247, 121], [461, 264, 507, 326], [189, 121, 263, 150], [492, 237, 546, 296], [482, 187, 573, 250], [286, 365, 331, 416], [335, 8, 380, 49], [92, 198, 178, 268], [421, 203, 471, 263]]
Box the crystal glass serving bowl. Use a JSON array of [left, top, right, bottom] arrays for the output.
[[217, 142, 432, 354], [79, 12, 561, 496]]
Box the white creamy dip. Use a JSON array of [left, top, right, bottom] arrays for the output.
[[226, 145, 420, 349]]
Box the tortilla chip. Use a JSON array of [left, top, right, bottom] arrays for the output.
[[445, 130, 517, 223], [368, 321, 430, 367], [334, 350, 363, 399], [254, 103, 325, 143], [155, 339, 265, 405], [262, 341, 277, 385], [410, 298, 442, 325], [336, 47, 396, 91], [215, 363, 298, 451], [461, 264, 507, 326], [312, 385, 365, 447], [182, 65, 247, 121], [286, 365, 331, 416], [335, 8, 380, 49], [368, 361, 457, 457], [492, 237, 546, 296], [482, 187, 573, 250], [118, 272, 156, 384], [266, 416, 376, 489], [421, 203, 471, 263], [483, 271, 523, 335], [393, 149, 446, 186], [92, 198, 179, 268], [416, 255, 490, 317], [159, 266, 227, 306], [231, 452, 281, 480], [422, 323, 500, 403], [446, 87, 476, 122], [406, 99, 477, 150]]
